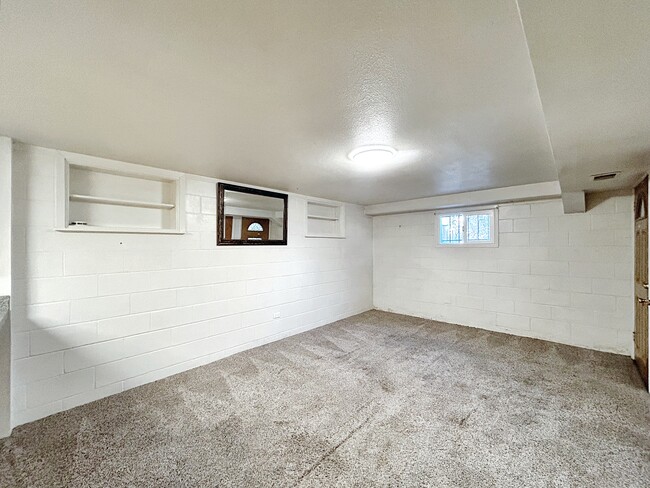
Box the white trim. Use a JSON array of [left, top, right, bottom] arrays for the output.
[[54, 153, 68, 230], [176, 175, 187, 234]]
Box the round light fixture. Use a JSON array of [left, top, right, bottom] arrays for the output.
[[348, 145, 397, 165]]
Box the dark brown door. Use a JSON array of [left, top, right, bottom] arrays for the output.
[[634, 176, 649, 387], [225, 216, 233, 239], [241, 218, 269, 241]]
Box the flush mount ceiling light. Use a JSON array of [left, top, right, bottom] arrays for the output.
[[348, 145, 397, 165]]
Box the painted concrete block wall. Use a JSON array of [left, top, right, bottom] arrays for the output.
[[0, 137, 12, 437], [374, 194, 634, 354], [0, 300, 10, 438], [10, 143, 373, 427], [0, 136, 11, 295]]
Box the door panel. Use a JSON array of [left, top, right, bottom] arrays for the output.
[[241, 217, 270, 241], [225, 216, 233, 240], [634, 176, 648, 387]]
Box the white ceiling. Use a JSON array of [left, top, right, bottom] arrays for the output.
[[518, 0, 650, 194], [0, 1, 647, 205]]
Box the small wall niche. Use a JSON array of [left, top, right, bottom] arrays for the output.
[[305, 199, 345, 238], [55, 152, 186, 234]]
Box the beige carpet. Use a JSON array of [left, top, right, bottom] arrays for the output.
[[1, 310, 649, 487]]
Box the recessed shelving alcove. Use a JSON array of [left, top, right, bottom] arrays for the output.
[[305, 199, 345, 238], [55, 152, 186, 234]]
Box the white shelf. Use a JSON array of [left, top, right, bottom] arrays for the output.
[[306, 214, 338, 221], [69, 194, 175, 210], [306, 234, 346, 239], [55, 226, 184, 234]]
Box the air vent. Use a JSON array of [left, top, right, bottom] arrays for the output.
[[591, 172, 620, 181]]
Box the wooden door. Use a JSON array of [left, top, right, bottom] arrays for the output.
[[634, 176, 649, 387], [241, 217, 270, 241], [225, 216, 233, 240]]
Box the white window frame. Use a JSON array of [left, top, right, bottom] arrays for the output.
[[435, 207, 499, 248]]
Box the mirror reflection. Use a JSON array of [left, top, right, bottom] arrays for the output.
[[217, 183, 288, 245]]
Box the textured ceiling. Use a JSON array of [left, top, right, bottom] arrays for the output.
[[0, 0, 558, 205], [518, 0, 650, 194], [0, 1, 646, 205]]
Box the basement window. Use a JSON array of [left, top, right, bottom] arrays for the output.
[[436, 208, 498, 247]]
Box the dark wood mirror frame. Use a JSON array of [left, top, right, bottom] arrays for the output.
[[217, 182, 288, 246]]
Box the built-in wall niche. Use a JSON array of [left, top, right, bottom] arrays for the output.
[[55, 152, 186, 234], [306, 199, 345, 238]]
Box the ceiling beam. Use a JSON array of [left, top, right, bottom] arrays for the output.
[[561, 191, 586, 214], [364, 181, 561, 216]]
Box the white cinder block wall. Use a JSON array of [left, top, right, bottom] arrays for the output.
[[10, 143, 373, 427], [374, 194, 634, 354], [0, 136, 12, 437]]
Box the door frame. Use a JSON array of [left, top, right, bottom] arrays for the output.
[[633, 175, 649, 388]]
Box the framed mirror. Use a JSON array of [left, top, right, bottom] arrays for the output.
[[217, 183, 288, 246]]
